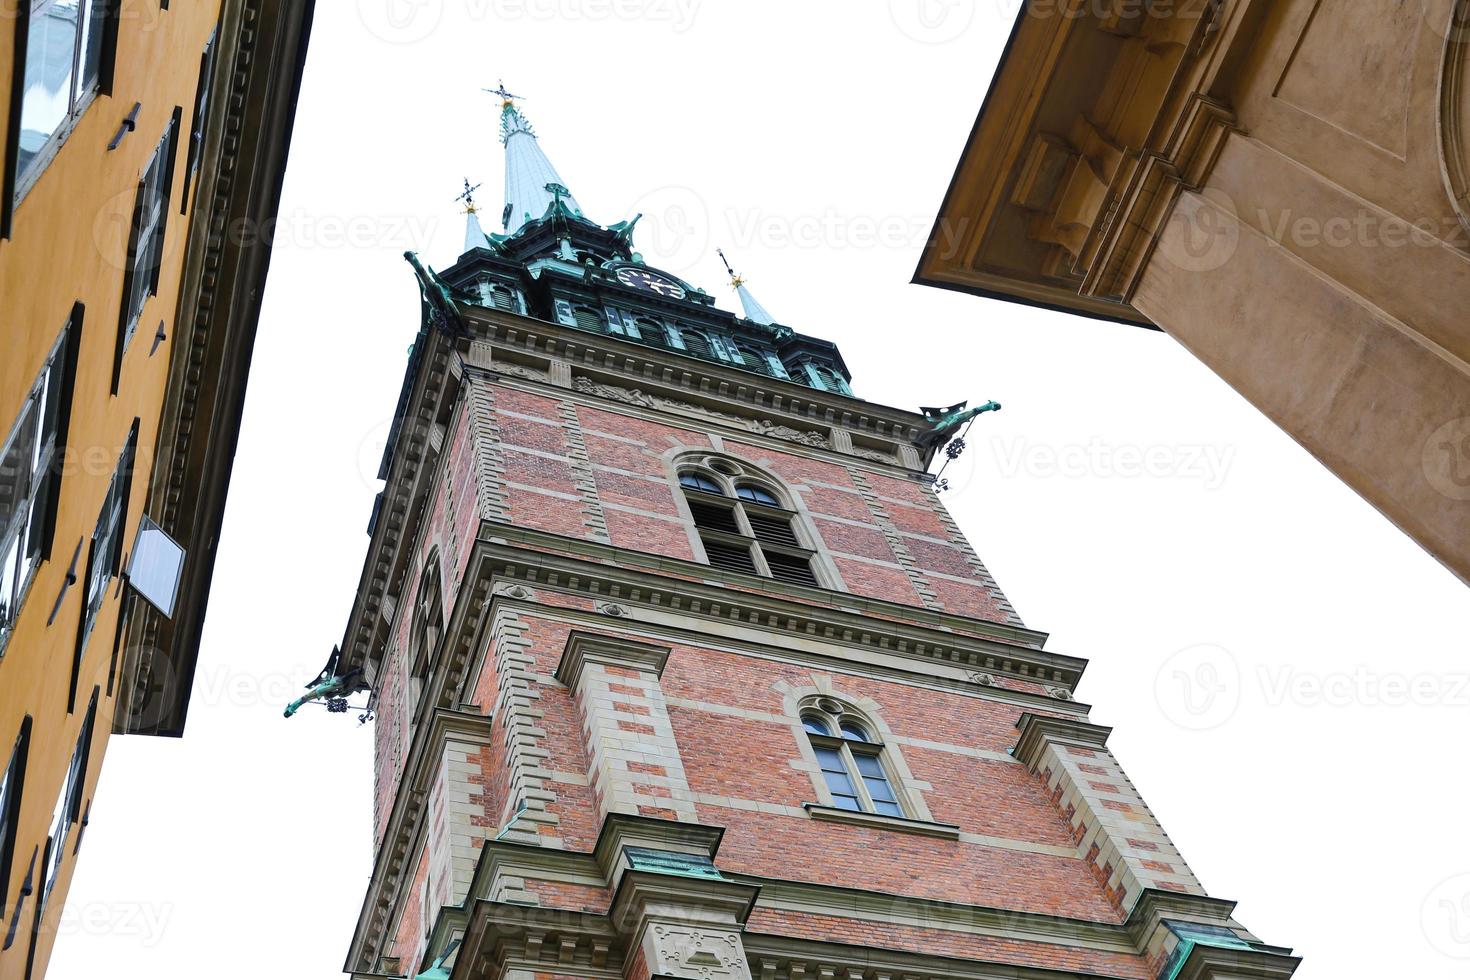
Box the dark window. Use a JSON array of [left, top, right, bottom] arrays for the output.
[[633, 319, 669, 348], [699, 538, 758, 575], [571, 306, 602, 332], [679, 467, 820, 587], [42, 692, 94, 911], [0, 719, 30, 915], [9, 0, 112, 205], [680, 330, 711, 359], [0, 312, 80, 655], [76, 421, 135, 662], [802, 706, 903, 817], [407, 559, 443, 719], [115, 112, 180, 388], [180, 26, 217, 214], [679, 472, 721, 495], [736, 485, 779, 506]]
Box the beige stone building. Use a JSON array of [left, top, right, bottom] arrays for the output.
[[916, 0, 1470, 584]]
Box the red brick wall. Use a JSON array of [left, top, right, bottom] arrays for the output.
[[477, 382, 1015, 624]]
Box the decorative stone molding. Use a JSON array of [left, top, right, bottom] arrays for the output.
[[571, 377, 833, 452], [802, 803, 960, 839], [847, 469, 942, 611], [611, 873, 761, 980], [489, 604, 562, 847], [557, 398, 612, 542]]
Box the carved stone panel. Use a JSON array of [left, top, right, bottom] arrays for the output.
[[645, 925, 752, 980]]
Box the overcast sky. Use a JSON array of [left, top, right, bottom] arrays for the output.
[[51, 3, 1470, 979]]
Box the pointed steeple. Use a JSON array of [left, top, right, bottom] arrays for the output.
[[456, 178, 491, 252], [719, 249, 776, 326], [489, 83, 584, 234]]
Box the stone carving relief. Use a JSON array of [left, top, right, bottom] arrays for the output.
[[494, 583, 536, 600], [493, 362, 551, 382], [649, 926, 751, 980], [571, 377, 832, 450]]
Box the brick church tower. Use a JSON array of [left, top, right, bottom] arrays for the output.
[[328, 91, 1300, 980]]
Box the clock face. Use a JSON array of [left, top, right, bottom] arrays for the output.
[[615, 266, 687, 299]]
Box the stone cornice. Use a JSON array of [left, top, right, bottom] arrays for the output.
[[1012, 714, 1113, 770], [461, 305, 935, 464], [463, 532, 1077, 689], [556, 631, 671, 691], [115, 0, 316, 736]]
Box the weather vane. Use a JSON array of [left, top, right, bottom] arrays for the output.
[[483, 79, 522, 106], [717, 248, 744, 287], [454, 178, 482, 214]]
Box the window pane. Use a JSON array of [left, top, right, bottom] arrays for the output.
[[736, 485, 779, 506], [77, 0, 107, 100], [863, 775, 897, 803], [18, 1, 82, 181], [842, 722, 872, 743], [746, 512, 800, 547], [0, 536, 21, 633], [872, 799, 903, 817], [813, 746, 846, 773], [679, 472, 722, 494], [763, 549, 818, 587], [822, 769, 857, 797], [801, 716, 831, 736], [831, 794, 862, 812], [43, 782, 68, 905], [0, 402, 39, 537]]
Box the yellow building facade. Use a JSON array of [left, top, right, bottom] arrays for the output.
[[918, 0, 1470, 585], [0, 2, 313, 976]]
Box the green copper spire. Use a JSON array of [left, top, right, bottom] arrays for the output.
[[718, 249, 776, 326], [489, 82, 585, 234], [456, 178, 491, 251]]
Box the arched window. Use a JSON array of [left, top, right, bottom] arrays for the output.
[[677, 458, 819, 586], [406, 560, 444, 718], [800, 699, 902, 816], [635, 318, 671, 348], [680, 329, 712, 359]]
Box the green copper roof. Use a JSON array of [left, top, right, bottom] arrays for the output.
[[624, 846, 726, 880], [499, 96, 585, 234]]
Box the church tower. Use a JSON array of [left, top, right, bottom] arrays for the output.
[[330, 91, 1300, 980]]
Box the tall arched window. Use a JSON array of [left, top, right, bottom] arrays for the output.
[[406, 560, 444, 719], [801, 700, 902, 816], [677, 459, 819, 587]]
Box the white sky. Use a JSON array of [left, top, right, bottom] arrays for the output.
[[52, 3, 1470, 979]]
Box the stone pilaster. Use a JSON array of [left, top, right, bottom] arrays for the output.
[[555, 632, 697, 823], [610, 873, 760, 980], [1014, 714, 1205, 913]]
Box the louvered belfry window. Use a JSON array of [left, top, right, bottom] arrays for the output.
[[678, 466, 819, 586]]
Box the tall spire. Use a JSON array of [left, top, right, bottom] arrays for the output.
[[488, 82, 584, 234], [719, 249, 776, 326], [456, 178, 490, 252]]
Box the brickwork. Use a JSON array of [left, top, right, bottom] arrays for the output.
[[349, 356, 1271, 980]]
